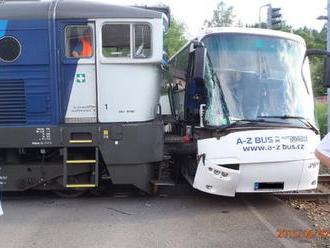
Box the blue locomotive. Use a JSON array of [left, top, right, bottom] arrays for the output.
[[0, 0, 168, 195]]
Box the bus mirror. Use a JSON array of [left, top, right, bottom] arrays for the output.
[[305, 49, 330, 88], [305, 49, 330, 57], [161, 52, 169, 71], [193, 47, 207, 82]]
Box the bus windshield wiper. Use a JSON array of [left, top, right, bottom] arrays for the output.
[[212, 118, 283, 131], [234, 118, 291, 124], [258, 115, 319, 134]]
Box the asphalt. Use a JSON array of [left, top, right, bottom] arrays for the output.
[[0, 186, 320, 248]]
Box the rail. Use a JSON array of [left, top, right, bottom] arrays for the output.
[[274, 192, 330, 200], [318, 174, 330, 183], [274, 174, 330, 201]]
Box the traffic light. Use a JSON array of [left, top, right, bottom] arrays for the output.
[[267, 6, 282, 30]]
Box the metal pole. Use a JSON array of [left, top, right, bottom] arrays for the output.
[[327, 0, 330, 132], [266, 5, 272, 29], [258, 4, 271, 28]]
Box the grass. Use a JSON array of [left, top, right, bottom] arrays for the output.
[[315, 101, 328, 137]]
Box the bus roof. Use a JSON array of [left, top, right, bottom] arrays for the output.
[[170, 27, 306, 62], [197, 27, 306, 45], [0, 0, 163, 20]]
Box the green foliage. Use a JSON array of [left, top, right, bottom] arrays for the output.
[[315, 101, 328, 137], [164, 17, 187, 58], [284, 25, 327, 96], [254, 22, 327, 96], [294, 26, 326, 96], [204, 1, 236, 28], [203, 3, 327, 96], [309, 57, 326, 96], [244, 23, 327, 97]]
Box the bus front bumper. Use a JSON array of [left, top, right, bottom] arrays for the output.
[[192, 159, 319, 197]]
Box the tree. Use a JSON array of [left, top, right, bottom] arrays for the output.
[[290, 25, 327, 96], [254, 22, 327, 96], [204, 1, 236, 28], [164, 17, 187, 58]]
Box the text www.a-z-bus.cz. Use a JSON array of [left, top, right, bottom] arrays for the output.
[[242, 144, 305, 152]]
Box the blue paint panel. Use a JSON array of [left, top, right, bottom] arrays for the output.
[[4, 20, 48, 30], [26, 95, 48, 113], [62, 63, 79, 117], [0, 20, 8, 38], [0, 19, 59, 125], [24, 78, 51, 124], [0, 29, 49, 65], [0, 18, 95, 126]]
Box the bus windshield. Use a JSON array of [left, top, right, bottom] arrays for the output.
[[202, 33, 315, 128]]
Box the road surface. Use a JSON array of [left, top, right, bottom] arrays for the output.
[[0, 186, 321, 248]]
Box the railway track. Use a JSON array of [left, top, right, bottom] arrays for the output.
[[274, 174, 330, 201], [274, 192, 330, 200], [318, 174, 330, 183]]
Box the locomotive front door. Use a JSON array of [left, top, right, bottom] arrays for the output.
[[59, 21, 97, 123]]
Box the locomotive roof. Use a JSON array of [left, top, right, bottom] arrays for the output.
[[0, 0, 163, 20]]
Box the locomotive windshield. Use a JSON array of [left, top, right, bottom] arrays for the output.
[[202, 33, 315, 128]]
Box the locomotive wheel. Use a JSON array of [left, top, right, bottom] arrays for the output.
[[53, 188, 87, 198], [53, 176, 88, 198]]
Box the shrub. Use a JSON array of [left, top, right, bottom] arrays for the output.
[[315, 101, 327, 137]]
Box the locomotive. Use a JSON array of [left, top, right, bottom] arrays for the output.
[[0, 0, 168, 196]]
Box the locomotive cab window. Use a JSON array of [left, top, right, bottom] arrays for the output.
[[134, 24, 151, 58], [65, 25, 93, 58], [102, 23, 152, 59], [0, 36, 21, 62], [102, 24, 131, 58]]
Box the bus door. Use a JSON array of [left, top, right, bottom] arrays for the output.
[[59, 22, 97, 123]]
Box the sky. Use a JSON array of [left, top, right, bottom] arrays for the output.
[[106, 0, 328, 38]]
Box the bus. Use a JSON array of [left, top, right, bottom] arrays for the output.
[[162, 27, 328, 196]]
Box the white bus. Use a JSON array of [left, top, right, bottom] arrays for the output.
[[162, 27, 328, 197]]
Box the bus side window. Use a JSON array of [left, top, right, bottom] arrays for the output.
[[172, 45, 189, 91], [65, 25, 93, 58], [169, 45, 190, 120]]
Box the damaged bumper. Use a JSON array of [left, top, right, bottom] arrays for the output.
[[192, 158, 319, 197]]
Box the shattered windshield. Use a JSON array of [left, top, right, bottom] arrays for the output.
[[202, 33, 315, 127]]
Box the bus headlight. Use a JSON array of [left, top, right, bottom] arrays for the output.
[[221, 171, 229, 177]]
